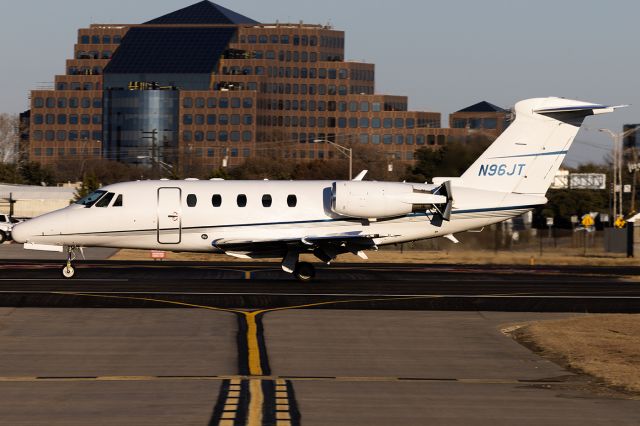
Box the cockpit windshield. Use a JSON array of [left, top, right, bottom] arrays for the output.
[[75, 190, 107, 208]]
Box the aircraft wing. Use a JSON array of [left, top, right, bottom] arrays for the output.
[[212, 231, 386, 261]]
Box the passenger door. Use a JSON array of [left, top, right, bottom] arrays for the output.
[[157, 187, 182, 244]]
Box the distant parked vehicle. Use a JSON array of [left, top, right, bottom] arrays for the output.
[[0, 214, 18, 243]]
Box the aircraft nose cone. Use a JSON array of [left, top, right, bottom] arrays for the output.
[[10, 221, 32, 244]]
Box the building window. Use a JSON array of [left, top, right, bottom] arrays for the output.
[[183, 97, 193, 108], [69, 131, 78, 141], [195, 131, 204, 142], [81, 114, 90, 125], [372, 102, 381, 112], [34, 114, 43, 125], [243, 115, 253, 125], [383, 118, 392, 129], [230, 114, 240, 125], [45, 114, 54, 124], [219, 98, 229, 108], [207, 114, 216, 125], [242, 131, 252, 142], [92, 131, 101, 141], [69, 114, 78, 124], [437, 135, 446, 145], [230, 131, 240, 142], [56, 131, 66, 141], [195, 97, 205, 108], [92, 115, 101, 124], [45, 147, 54, 156], [91, 35, 100, 44], [237, 194, 247, 207], [34, 148, 42, 156], [183, 131, 192, 142], [81, 97, 91, 108], [219, 131, 228, 142], [219, 114, 229, 125], [287, 194, 297, 207], [102, 35, 111, 44], [57, 114, 67, 125], [206, 131, 216, 141], [80, 35, 90, 44], [183, 115, 193, 125], [186, 194, 197, 207], [195, 114, 204, 125], [360, 102, 369, 112], [33, 131, 43, 141], [46, 98, 55, 108], [360, 134, 369, 144], [406, 135, 414, 145], [207, 97, 216, 108], [359, 118, 369, 128], [427, 135, 435, 145], [69, 98, 78, 108], [34, 98, 44, 108], [483, 118, 497, 129], [383, 134, 392, 144], [212, 194, 222, 207], [395, 134, 404, 144]]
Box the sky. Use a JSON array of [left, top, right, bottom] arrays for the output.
[[0, 0, 638, 166]]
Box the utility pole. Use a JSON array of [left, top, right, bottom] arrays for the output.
[[600, 127, 640, 219], [141, 129, 159, 176]]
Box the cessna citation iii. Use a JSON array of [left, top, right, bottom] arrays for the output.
[[11, 97, 620, 281]]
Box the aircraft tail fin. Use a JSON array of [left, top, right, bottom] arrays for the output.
[[460, 97, 620, 195]]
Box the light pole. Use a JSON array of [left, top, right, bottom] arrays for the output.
[[314, 138, 352, 180], [599, 127, 640, 218]]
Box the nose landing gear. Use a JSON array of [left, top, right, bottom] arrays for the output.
[[62, 246, 78, 279]]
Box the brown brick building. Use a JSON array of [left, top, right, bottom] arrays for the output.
[[25, 1, 505, 172]]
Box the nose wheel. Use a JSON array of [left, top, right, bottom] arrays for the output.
[[62, 264, 75, 278], [61, 246, 78, 279]]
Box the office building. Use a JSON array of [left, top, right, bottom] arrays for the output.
[[26, 1, 490, 171]]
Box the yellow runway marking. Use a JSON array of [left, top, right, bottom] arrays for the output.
[[247, 379, 264, 426], [244, 312, 263, 376]]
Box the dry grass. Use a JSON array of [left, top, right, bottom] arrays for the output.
[[513, 315, 640, 394], [109, 248, 637, 267]]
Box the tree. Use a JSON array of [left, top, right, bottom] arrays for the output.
[[20, 162, 55, 186], [405, 138, 492, 182], [0, 113, 18, 164], [73, 174, 100, 201]]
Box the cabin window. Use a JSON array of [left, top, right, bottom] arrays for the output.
[[262, 194, 272, 207], [212, 194, 222, 207], [186, 194, 197, 207], [237, 194, 247, 207], [75, 190, 107, 208], [95, 192, 115, 208], [113, 194, 123, 207], [287, 194, 297, 207]]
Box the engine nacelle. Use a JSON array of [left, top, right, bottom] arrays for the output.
[[331, 181, 447, 219]]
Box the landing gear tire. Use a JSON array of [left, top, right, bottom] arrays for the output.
[[62, 265, 75, 278], [62, 246, 78, 279], [0, 230, 6, 244], [294, 262, 315, 282]]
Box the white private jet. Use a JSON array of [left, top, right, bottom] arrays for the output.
[[11, 97, 620, 281]]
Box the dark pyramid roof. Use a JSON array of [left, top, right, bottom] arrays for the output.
[[103, 27, 236, 74], [145, 1, 258, 25], [456, 101, 506, 113]]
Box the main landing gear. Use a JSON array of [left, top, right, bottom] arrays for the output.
[[294, 261, 315, 282], [62, 246, 78, 278], [282, 250, 316, 282]]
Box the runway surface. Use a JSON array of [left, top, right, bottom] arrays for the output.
[[0, 260, 639, 425], [0, 260, 638, 311]]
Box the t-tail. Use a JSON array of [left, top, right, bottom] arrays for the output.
[[461, 97, 622, 196]]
